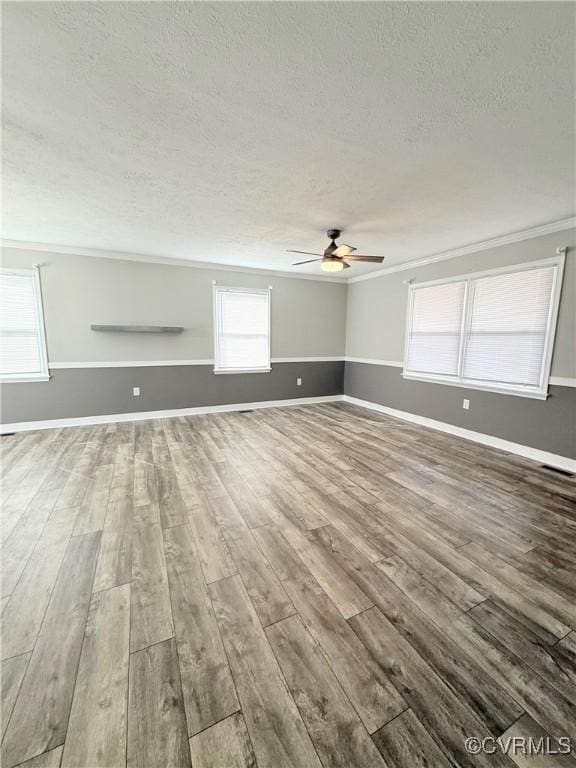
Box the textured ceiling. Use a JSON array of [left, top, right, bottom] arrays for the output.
[[2, 2, 574, 277]]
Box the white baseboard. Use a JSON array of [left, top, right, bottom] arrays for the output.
[[1, 395, 344, 433], [342, 395, 576, 473]]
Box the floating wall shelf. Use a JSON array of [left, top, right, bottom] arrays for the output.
[[90, 324, 184, 334]]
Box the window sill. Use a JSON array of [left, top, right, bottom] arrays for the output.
[[213, 368, 271, 375], [0, 375, 50, 384], [402, 372, 549, 400]]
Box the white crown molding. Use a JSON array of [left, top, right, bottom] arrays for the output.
[[4, 218, 573, 285], [48, 356, 344, 369], [0, 240, 347, 284], [343, 395, 576, 472], [0, 395, 344, 433], [347, 217, 575, 284]]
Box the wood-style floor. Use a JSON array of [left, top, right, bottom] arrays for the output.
[[1, 403, 575, 768]]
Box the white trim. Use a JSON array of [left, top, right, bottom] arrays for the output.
[[402, 255, 565, 401], [213, 368, 271, 375], [0, 240, 346, 283], [550, 376, 576, 388], [342, 395, 576, 473], [47, 357, 344, 369], [348, 218, 575, 284], [401, 372, 549, 400], [213, 285, 271, 374], [272, 356, 343, 363], [344, 356, 404, 368], [406, 255, 564, 290], [0, 395, 344, 434], [49, 359, 214, 369]]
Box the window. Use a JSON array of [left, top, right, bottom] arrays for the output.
[[403, 257, 564, 399], [213, 286, 271, 373], [0, 268, 49, 382]]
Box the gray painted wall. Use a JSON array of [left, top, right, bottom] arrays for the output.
[[345, 362, 575, 459], [1, 247, 347, 362], [1, 362, 344, 424], [0, 247, 347, 424], [344, 230, 576, 459]]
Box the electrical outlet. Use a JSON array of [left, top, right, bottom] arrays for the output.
[[133, 387, 140, 397], [462, 398, 470, 410], [297, 377, 302, 386]]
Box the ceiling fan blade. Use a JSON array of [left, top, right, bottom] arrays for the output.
[[332, 244, 356, 257], [292, 258, 322, 265], [286, 250, 323, 256], [344, 255, 385, 263], [342, 261, 351, 269]]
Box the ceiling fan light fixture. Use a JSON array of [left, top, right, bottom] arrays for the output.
[[321, 259, 344, 273], [333, 244, 356, 257]]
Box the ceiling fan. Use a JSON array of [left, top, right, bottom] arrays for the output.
[[288, 229, 385, 273]]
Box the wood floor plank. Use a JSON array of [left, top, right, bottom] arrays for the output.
[[224, 480, 271, 528], [376, 552, 576, 745], [374, 510, 571, 643], [1, 534, 71, 660], [499, 713, 576, 767], [372, 708, 452, 768], [61, 584, 130, 767], [189, 501, 237, 584], [208, 575, 323, 768], [282, 526, 373, 619], [163, 524, 239, 736], [130, 523, 173, 653], [266, 614, 388, 768], [14, 746, 64, 768], [188, 713, 256, 768], [469, 600, 576, 702], [553, 632, 576, 688], [224, 526, 295, 626], [460, 542, 576, 631], [2, 404, 575, 768], [0, 490, 59, 598], [1, 653, 30, 740], [350, 607, 515, 768], [93, 497, 133, 593], [323, 544, 523, 734], [127, 638, 191, 768], [254, 523, 406, 734], [2, 533, 101, 768]]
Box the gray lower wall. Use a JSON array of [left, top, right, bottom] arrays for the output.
[[344, 361, 576, 459], [1, 361, 344, 425]]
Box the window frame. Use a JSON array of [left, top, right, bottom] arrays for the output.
[[0, 267, 50, 384], [212, 284, 271, 374], [402, 256, 565, 400]]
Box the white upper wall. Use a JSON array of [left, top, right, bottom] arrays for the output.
[[346, 230, 576, 379], [0, 248, 347, 362], [2, 2, 574, 277]]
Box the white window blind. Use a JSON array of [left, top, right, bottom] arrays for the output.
[[213, 286, 271, 373], [0, 268, 49, 382], [405, 281, 466, 377], [403, 258, 562, 399], [462, 267, 555, 387]]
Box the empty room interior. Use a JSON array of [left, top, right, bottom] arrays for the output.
[[1, 2, 576, 767]]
